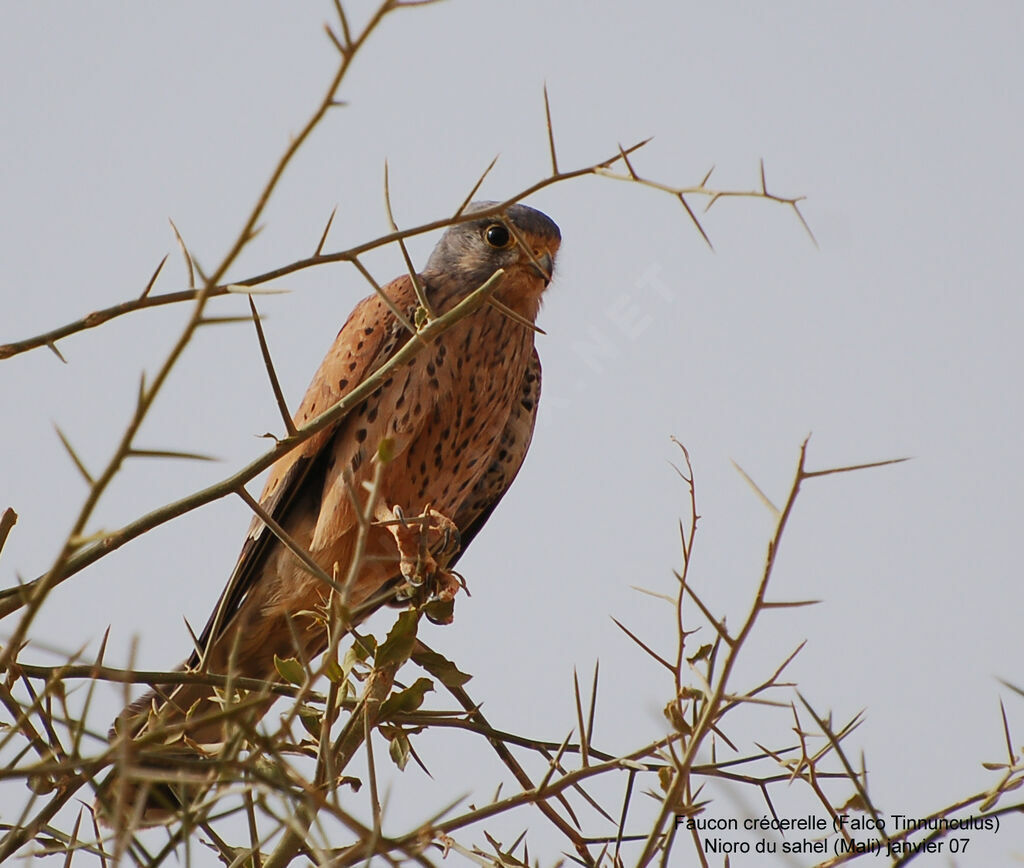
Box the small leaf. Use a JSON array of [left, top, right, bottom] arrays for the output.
[[274, 655, 306, 686], [375, 610, 419, 667], [380, 677, 434, 719], [663, 701, 692, 735], [26, 774, 56, 795], [837, 792, 869, 813], [298, 706, 322, 739], [324, 656, 344, 684], [376, 437, 396, 464], [343, 637, 376, 675], [412, 647, 472, 687], [687, 644, 713, 664], [423, 598, 454, 625], [389, 731, 411, 771], [657, 766, 674, 792]]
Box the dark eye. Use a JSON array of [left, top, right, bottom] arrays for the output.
[[483, 223, 512, 248]]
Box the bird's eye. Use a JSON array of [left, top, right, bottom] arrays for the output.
[[483, 223, 512, 248]]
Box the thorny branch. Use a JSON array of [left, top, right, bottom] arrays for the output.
[[2, 2, 1014, 866]]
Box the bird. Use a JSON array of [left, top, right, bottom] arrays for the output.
[[97, 201, 560, 825]]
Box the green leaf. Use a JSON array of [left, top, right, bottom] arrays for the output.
[[298, 706, 322, 739], [274, 655, 306, 686], [687, 643, 713, 664], [411, 647, 472, 687], [423, 598, 454, 624], [324, 656, 344, 684], [376, 437, 396, 464], [389, 731, 411, 771], [379, 677, 433, 719], [375, 610, 419, 668], [658, 766, 674, 792], [342, 636, 376, 679], [663, 701, 692, 735]]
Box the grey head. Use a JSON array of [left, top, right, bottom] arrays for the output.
[[421, 201, 561, 293]]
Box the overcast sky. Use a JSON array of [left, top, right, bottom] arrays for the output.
[[2, 2, 1022, 864]]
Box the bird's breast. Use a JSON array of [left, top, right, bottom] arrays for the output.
[[385, 305, 536, 518]]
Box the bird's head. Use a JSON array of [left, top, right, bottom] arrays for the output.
[[422, 201, 561, 320]]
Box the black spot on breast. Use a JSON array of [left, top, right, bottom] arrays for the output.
[[395, 394, 405, 409], [356, 429, 367, 443], [367, 407, 378, 423], [364, 327, 374, 336], [338, 378, 349, 390], [521, 400, 534, 411], [352, 450, 364, 471], [419, 461, 427, 475], [357, 340, 364, 351], [429, 378, 440, 389], [466, 458, 478, 469], [426, 362, 436, 376], [348, 361, 358, 371], [498, 449, 508, 460], [434, 454, 444, 469]]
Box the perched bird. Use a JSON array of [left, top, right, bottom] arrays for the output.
[[100, 201, 560, 824]]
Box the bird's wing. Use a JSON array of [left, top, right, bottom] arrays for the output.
[[452, 347, 542, 553], [188, 277, 418, 667]]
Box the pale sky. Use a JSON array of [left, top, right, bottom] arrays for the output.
[[2, 2, 1022, 864]]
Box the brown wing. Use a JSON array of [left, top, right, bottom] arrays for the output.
[[187, 277, 418, 668], [451, 347, 542, 553], [356, 347, 541, 621]]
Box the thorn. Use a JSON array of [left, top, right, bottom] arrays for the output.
[[168, 218, 195, 289], [678, 193, 713, 250], [315, 206, 338, 257], [543, 84, 559, 175], [456, 154, 500, 217], [139, 254, 169, 300], [46, 340, 67, 364], [53, 424, 94, 485]]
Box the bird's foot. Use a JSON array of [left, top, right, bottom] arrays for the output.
[[376, 504, 462, 592]]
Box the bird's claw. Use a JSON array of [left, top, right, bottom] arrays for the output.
[[378, 503, 464, 606]]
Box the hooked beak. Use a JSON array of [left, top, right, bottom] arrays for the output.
[[529, 250, 555, 285]]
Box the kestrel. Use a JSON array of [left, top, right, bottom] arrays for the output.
[[102, 201, 560, 823]]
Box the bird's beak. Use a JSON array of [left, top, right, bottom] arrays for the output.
[[529, 249, 555, 285]]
